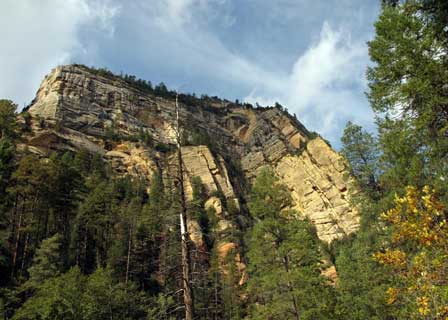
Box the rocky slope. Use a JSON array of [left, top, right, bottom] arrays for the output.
[[22, 64, 359, 246]]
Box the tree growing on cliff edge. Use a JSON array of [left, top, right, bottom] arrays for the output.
[[0, 100, 17, 140], [245, 168, 334, 320]]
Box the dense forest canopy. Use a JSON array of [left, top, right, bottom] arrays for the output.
[[1, 0, 448, 319]]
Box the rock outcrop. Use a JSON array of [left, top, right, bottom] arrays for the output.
[[275, 138, 359, 243], [24, 64, 359, 244]]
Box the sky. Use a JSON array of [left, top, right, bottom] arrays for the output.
[[0, 0, 380, 148]]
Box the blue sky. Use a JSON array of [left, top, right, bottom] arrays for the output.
[[0, 0, 380, 148]]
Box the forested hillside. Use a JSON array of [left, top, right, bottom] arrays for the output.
[[0, 0, 447, 319]]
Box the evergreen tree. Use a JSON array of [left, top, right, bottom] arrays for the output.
[[7, 155, 54, 276], [0, 100, 18, 139], [0, 138, 15, 280], [246, 168, 334, 320], [12, 267, 85, 320], [333, 2, 448, 319], [13, 267, 149, 320], [81, 268, 148, 320], [25, 234, 63, 289], [367, 0, 448, 191], [73, 182, 118, 273], [340, 121, 380, 198], [334, 230, 399, 319]]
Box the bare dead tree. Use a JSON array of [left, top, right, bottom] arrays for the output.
[[174, 93, 195, 320]]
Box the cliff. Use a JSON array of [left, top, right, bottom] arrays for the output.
[[22, 64, 359, 245]]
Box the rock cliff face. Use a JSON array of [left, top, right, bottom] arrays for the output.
[[24, 64, 359, 245]]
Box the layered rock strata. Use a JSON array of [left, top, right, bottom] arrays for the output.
[[25, 64, 359, 245]]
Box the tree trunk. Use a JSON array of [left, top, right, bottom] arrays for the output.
[[283, 255, 300, 320], [125, 219, 134, 284], [20, 232, 30, 272], [20, 196, 38, 273], [11, 196, 25, 277], [175, 93, 195, 320]]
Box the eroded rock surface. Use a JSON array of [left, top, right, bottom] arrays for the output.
[[25, 65, 358, 243], [275, 138, 359, 243]]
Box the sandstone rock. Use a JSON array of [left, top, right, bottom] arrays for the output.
[[204, 196, 223, 215], [275, 138, 359, 243], [216, 242, 247, 285], [25, 64, 359, 244], [322, 265, 338, 285], [216, 220, 234, 232], [188, 219, 204, 248], [181, 146, 236, 200], [104, 142, 157, 182]]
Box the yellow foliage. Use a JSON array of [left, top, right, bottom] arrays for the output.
[[380, 186, 448, 247], [386, 287, 400, 305], [375, 186, 448, 319], [417, 296, 430, 316], [374, 249, 407, 270]]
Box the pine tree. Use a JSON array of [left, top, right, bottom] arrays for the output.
[[73, 181, 118, 273], [367, 0, 448, 192], [7, 155, 54, 276], [246, 168, 334, 320], [0, 100, 18, 140], [0, 138, 15, 281], [25, 234, 63, 289], [341, 121, 380, 198], [12, 267, 85, 320], [13, 267, 149, 320]]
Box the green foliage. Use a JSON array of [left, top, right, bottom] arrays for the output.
[[367, 0, 448, 187], [340, 121, 380, 197], [21, 112, 32, 133], [6, 6, 448, 313], [12, 267, 85, 320], [189, 176, 207, 225], [73, 181, 119, 273], [0, 100, 18, 140], [334, 230, 398, 319], [334, 2, 448, 319], [0, 139, 184, 318], [146, 294, 177, 320], [137, 128, 153, 147], [26, 234, 62, 289], [154, 82, 169, 97], [82, 268, 148, 320], [0, 138, 15, 212], [13, 267, 148, 320], [246, 168, 335, 319], [248, 167, 292, 220]]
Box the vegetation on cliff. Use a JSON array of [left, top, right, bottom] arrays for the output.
[[0, 0, 448, 318]]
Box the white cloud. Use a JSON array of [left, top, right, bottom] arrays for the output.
[[0, 0, 119, 107], [289, 23, 364, 107], [245, 22, 374, 145], [124, 0, 283, 93], [0, 0, 376, 147]]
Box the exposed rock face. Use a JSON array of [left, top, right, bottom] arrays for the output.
[[25, 64, 358, 244], [275, 138, 359, 243], [180, 146, 236, 201]]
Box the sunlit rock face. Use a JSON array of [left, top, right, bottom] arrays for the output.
[[25, 64, 359, 244]]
